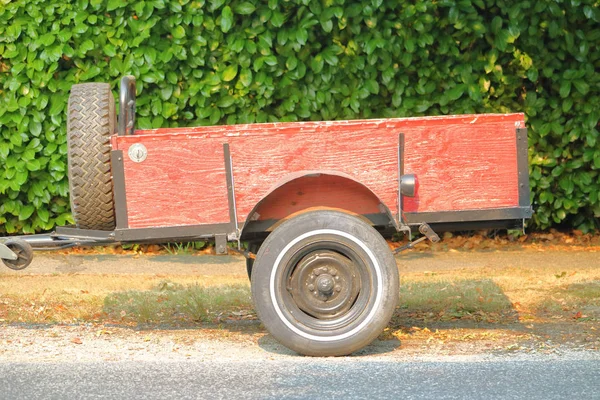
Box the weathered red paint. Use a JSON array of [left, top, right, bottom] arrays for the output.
[[114, 113, 524, 229]]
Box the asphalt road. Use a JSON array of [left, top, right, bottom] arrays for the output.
[[2, 356, 599, 400]]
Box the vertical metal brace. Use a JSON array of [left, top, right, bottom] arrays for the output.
[[223, 143, 238, 235], [397, 133, 410, 238], [516, 128, 530, 208], [398, 132, 405, 223], [111, 150, 129, 229], [516, 127, 531, 234]]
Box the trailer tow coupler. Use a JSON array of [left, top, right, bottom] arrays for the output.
[[394, 223, 440, 254]]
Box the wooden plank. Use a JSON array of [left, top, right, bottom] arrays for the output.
[[402, 120, 519, 212], [115, 113, 524, 228], [117, 136, 230, 229]]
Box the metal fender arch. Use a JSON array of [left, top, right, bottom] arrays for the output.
[[239, 170, 400, 239]]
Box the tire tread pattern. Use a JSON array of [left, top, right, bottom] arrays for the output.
[[67, 83, 116, 230]]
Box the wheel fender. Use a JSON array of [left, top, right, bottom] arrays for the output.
[[240, 170, 398, 237]]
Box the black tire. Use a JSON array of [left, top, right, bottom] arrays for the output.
[[251, 210, 399, 356], [2, 239, 34, 270], [245, 241, 262, 280], [67, 83, 116, 230]]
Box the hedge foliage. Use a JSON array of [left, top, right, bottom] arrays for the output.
[[0, 0, 599, 234]]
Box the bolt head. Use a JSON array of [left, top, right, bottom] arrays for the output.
[[334, 285, 342, 292], [307, 284, 315, 291]]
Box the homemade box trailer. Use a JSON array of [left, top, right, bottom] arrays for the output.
[[0, 77, 531, 356]]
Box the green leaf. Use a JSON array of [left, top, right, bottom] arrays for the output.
[[221, 6, 234, 33], [447, 84, 465, 101], [573, 80, 589, 95], [26, 159, 41, 171], [311, 55, 324, 73], [107, 0, 127, 12], [30, 121, 42, 137], [79, 40, 94, 54], [364, 80, 379, 94], [286, 56, 298, 71], [39, 33, 55, 46], [234, 2, 255, 15], [271, 11, 284, 27], [321, 19, 333, 33], [19, 205, 35, 221], [37, 208, 50, 223], [559, 81, 571, 98], [160, 86, 174, 101], [217, 96, 235, 108], [162, 103, 178, 119], [322, 51, 338, 66], [239, 68, 253, 87], [172, 26, 186, 39], [222, 64, 238, 82]]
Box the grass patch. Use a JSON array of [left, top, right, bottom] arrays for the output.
[[397, 279, 517, 323], [103, 280, 253, 324], [538, 280, 600, 321]]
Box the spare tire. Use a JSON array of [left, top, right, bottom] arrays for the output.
[[67, 83, 116, 230]]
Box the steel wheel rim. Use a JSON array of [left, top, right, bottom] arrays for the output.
[[276, 238, 375, 333]]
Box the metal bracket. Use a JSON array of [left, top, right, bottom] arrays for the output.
[[393, 223, 440, 254], [118, 75, 136, 136], [215, 234, 228, 255]]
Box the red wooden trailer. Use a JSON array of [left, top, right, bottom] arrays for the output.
[[0, 77, 531, 356]]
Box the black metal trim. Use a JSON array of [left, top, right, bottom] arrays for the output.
[[54, 227, 115, 240], [114, 223, 233, 242], [404, 207, 532, 224], [428, 219, 524, 233], [516, 128, 531, 208], [242, 213, 393, 237], [111, 150, 129, 229], [223, 143, 238, 232], [118, 75, 136, 136]]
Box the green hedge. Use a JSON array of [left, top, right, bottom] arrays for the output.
[[1, 0, 599, 234]]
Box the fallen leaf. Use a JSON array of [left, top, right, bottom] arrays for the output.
[[71, 337, 83, 345]]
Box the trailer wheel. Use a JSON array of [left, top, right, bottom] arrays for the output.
[[2, 239, 34, 270], [251, 210, 399, 356], [67, 83, 116, 230]]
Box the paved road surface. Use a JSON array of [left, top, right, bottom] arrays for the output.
[[2, 355, 599, 399]]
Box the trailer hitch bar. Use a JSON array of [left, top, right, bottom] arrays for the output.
[[394, 223, 440, 254]]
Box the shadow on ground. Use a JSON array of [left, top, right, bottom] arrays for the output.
[[94, 278, 529, 355]]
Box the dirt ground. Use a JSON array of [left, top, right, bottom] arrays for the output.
[[1, 238, 599, 360]]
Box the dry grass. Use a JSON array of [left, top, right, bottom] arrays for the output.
[[103, 281, 252, 324], [1, 262, 599, 326], [0, 275, 248, 324]]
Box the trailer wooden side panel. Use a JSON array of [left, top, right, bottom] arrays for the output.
[[114, 113, 524, 229]]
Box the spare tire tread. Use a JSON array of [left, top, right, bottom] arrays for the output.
[[67, 83, 116, 230]]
